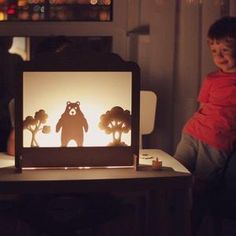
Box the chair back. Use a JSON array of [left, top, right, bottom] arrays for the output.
[[140, 90, 157, 148]]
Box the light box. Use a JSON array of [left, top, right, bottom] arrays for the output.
[[15, 60, 140, 170]]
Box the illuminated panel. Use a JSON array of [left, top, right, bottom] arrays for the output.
[[23, 71, 132, 148]]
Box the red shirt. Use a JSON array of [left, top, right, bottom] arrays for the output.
[[184, 70, 236, 152]]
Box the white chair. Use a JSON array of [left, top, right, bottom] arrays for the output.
[[140, 90, 157, 148]]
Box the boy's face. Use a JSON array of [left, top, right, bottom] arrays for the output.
[[208, 39, 236, 73]]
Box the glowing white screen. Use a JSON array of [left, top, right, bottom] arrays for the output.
[[23, 71, 132, 147]]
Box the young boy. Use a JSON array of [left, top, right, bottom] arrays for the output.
[[174, 16, 236, 233]]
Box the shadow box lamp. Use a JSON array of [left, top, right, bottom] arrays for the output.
[[15, 56, 140, 171]]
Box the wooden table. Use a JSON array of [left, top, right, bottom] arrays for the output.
[[0, 149, 192, 236]]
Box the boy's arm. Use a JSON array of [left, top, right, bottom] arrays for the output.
[[198, 77, 211, 104]]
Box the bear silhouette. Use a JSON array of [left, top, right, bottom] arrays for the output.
[[56, 101, 88, 147]]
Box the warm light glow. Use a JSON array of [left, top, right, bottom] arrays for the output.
[[0, 0, 112, 21], [32, 12, 40, 20], [102, 0, 111, 5], [18, 0, 28, 7], [0, 11, 4, 21], [90, 0, 97, 5], [23, 72, 132, 147], [18, 11, 29, 20], [99, 10, 109, 21]]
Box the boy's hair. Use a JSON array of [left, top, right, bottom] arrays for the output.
[[208, 16, 236, 41]]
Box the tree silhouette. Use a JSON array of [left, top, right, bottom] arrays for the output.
[[23, 109, 51, 147], [99, 106, 131, 146]]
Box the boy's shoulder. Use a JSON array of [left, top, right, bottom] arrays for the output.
[[205, 71, 220, 80], [207, 70, 220, 77], [205, 70, 236, 79]]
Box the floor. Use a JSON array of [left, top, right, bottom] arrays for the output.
[[221, 219, 236, 236], [196, 216, 236, 236], [1, 195, 236, 236]]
